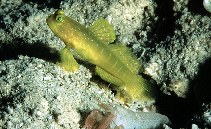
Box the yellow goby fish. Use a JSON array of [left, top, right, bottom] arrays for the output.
[[46, 10, 155, 103]]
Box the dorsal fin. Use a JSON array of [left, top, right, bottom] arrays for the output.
[[108, 43, 142, 74], [89, 18, 116, 44]]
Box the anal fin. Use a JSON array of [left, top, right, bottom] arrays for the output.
[[95, 66, 123, 86]]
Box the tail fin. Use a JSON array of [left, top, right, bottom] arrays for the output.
[[136, 76, 157, 100], [116, 75, 157, 103]]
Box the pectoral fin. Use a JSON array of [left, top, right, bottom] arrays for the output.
[[58, 46, 79, 72]]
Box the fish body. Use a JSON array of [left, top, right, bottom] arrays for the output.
[[47, 10, 133, 81], [47, 10, 155, 103]]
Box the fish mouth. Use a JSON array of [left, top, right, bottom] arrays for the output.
[[46, 14, 57, 32], [46, 15, 53, 27]]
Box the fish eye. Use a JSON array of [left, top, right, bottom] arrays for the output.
[[56, 15, 64, 22]]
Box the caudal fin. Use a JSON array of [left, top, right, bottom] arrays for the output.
[[116, 75, 157, 104]]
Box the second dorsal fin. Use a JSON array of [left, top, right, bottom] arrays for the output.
[[108, 43, 142, 74], [89, 18, 116, 44]]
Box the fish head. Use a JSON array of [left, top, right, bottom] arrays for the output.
[[46, 10, 70, 42]]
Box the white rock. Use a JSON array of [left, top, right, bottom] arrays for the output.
[[203, 0, 211, 13]]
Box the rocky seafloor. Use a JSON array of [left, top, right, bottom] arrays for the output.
[[0, 0, 210, 128]]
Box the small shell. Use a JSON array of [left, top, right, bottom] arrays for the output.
[[203, 0, 211, 13]]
